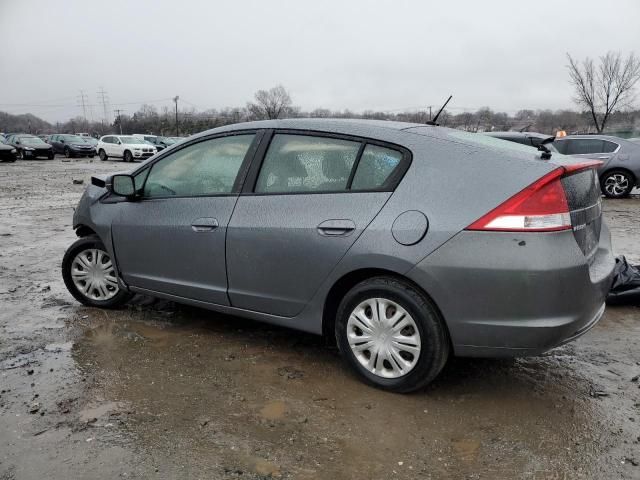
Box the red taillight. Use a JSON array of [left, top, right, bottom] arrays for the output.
[[466, 161, 601, 232]]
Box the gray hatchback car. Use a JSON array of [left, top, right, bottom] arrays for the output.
[[553, 135, 640, 198], [62, 119, 614, 392]]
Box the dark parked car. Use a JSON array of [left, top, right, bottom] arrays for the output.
[[554, 135, 640, 198], [10, 134, 54, 159], [62, 119, 613, 392], [49, 134, 96, 158], [483, 131, 559, 152], [132, 134, 177, 152], [0, 135, 17, 162]]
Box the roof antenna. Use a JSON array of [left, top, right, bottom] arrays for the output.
[[426, 95, 452, 126]]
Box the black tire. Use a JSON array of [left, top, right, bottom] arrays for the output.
[[62, 235, 133, 309], [99, 149, 108, 161], [47, 152, 54, 160], [335, 276, 450, 393], [64, 147, 73, 158], [123, 150, 133, 163], [600, 169, 635, 198]]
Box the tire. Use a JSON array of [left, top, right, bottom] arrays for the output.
[[335, 276, 450, 393], [47, 152, 54, 160], [64, 147, 73, 158], [62, 235, 133, 309], [600, 169, 635, 198], [123, 150, 133, 163], [99, 149, 108, 161]]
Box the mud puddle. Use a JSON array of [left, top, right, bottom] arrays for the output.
[[1, 159, 639, 479]]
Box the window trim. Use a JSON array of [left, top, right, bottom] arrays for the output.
[[241, 129, 412, 196]]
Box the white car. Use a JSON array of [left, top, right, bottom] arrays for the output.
[[97, 135, 157, 162]]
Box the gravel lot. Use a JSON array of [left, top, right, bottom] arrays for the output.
[[1, 157, 639, 479]]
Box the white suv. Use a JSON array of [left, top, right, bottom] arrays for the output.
[[97, 135, 157, 162]]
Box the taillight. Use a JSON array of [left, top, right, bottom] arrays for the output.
[[466, 161, 601, 232]]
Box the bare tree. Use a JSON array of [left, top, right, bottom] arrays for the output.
[[247, 85, 293, 120], [567, 51, 640, 132]]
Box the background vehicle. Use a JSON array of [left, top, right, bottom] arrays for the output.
[[0, 135, 17, 162], [96, 135, 157, 162], [554, 135, 640, 198], [63, 119, 613, 392], [49, 134, 96, 158], [132, 134, 177, 152], [10, 134, 54, 159], [483, 131, 559, 152]]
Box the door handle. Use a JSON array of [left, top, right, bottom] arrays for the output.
[[317, 219, 356, 237], [191, 217, 219, 232]]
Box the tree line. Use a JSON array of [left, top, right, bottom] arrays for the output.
[[2, 51, 638, 138]]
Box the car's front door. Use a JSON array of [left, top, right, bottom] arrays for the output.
[[111, 132, 260, 304], [226, 132, 408, 317]]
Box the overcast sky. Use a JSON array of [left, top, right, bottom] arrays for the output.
[[1, 0, 639, 122]]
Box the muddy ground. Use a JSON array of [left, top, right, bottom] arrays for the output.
[[0, 157, 639, 480]]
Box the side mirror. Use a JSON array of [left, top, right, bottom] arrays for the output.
[[60, 139, 65, 143], [111, 174, 135, 197], [116, 140, 122, 145]]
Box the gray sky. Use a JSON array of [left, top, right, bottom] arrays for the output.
[[1, 0, 639, 122]]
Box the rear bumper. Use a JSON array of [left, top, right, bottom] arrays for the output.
[[408, 223, 615, 357]]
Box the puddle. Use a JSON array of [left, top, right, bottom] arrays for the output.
[[451, 438, 481, 462], [260, 400, 287, 420], [78, 401, 125, 422]]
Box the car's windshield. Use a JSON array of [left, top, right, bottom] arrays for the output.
[[0, 136, 6, 144], [19, 136, 48, 146], [63, 135, 85, 143], [83, 137, 98, 144], [120, 136, 143, 144], [158, 136, 175, 145]]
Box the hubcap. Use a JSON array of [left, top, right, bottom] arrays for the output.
[[71, 249, 119, 301], [347, 298, 421, 379], [604, 173, 629, 196]]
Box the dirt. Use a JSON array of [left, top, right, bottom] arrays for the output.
[[1, 157, 639, 479]]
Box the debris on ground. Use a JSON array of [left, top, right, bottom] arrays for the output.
[[607, 256, 640, 306]]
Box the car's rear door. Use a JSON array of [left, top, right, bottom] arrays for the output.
[[226, 130, 410, 317], [111, 131, 261, 305]]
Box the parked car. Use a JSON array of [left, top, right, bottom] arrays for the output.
[[0, 135, 17, 162], [483, 131, 559, 152], [10, 134, 54, 159], [49, 134, 96, 158], [96, 135, 157, 162], [132, 134, 178, 152], [62, 119, 614, 392], [553, 135, 640, 198], [82, 136, 99, 149]]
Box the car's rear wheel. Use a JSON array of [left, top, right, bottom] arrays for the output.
[[99, 149, 108, 161], [62, 236, 132, 308], [601, 169, 635, 198], [123, 150, 133, 163], [335, 276, 449, 392]]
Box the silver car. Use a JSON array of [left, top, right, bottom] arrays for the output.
[[554, 135, 640, 198], [62, 119, 614, 392]]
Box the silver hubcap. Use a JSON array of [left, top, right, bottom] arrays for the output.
[[347, 298, 421, 379], [71, 249, 119, 301], [604, 173, 629, 196]]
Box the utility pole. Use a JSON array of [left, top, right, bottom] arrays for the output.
[[173, 95, 179, 136], [428, 106, 432, 121], [114, 109, 124, 134], [77, 90, 89, 129], [97, 87, 110, 127]]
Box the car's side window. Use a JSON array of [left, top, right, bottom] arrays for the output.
[[566, 139, 604, 155], [602, 140, 619, 153], [255, 134, 360, 193], [143, 134, 255, 198], [351, 144, 403, 190]]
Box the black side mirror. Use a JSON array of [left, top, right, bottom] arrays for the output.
[[60, 139, 65, 143], [111, 174, 135, 197]]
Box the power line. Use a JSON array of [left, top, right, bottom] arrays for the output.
[[97, 87, 110, 125], [114, 109, 125, 135], [77, 90, 89, 127]]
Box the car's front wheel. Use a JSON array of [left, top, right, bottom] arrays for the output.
[[98, 149, 108, 161], [601, 169, 635, 198], [62, 236, 132, 308], [123, 150, 133, 163], [64, 147, 73, 158], [335, 276, 450, 393]]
